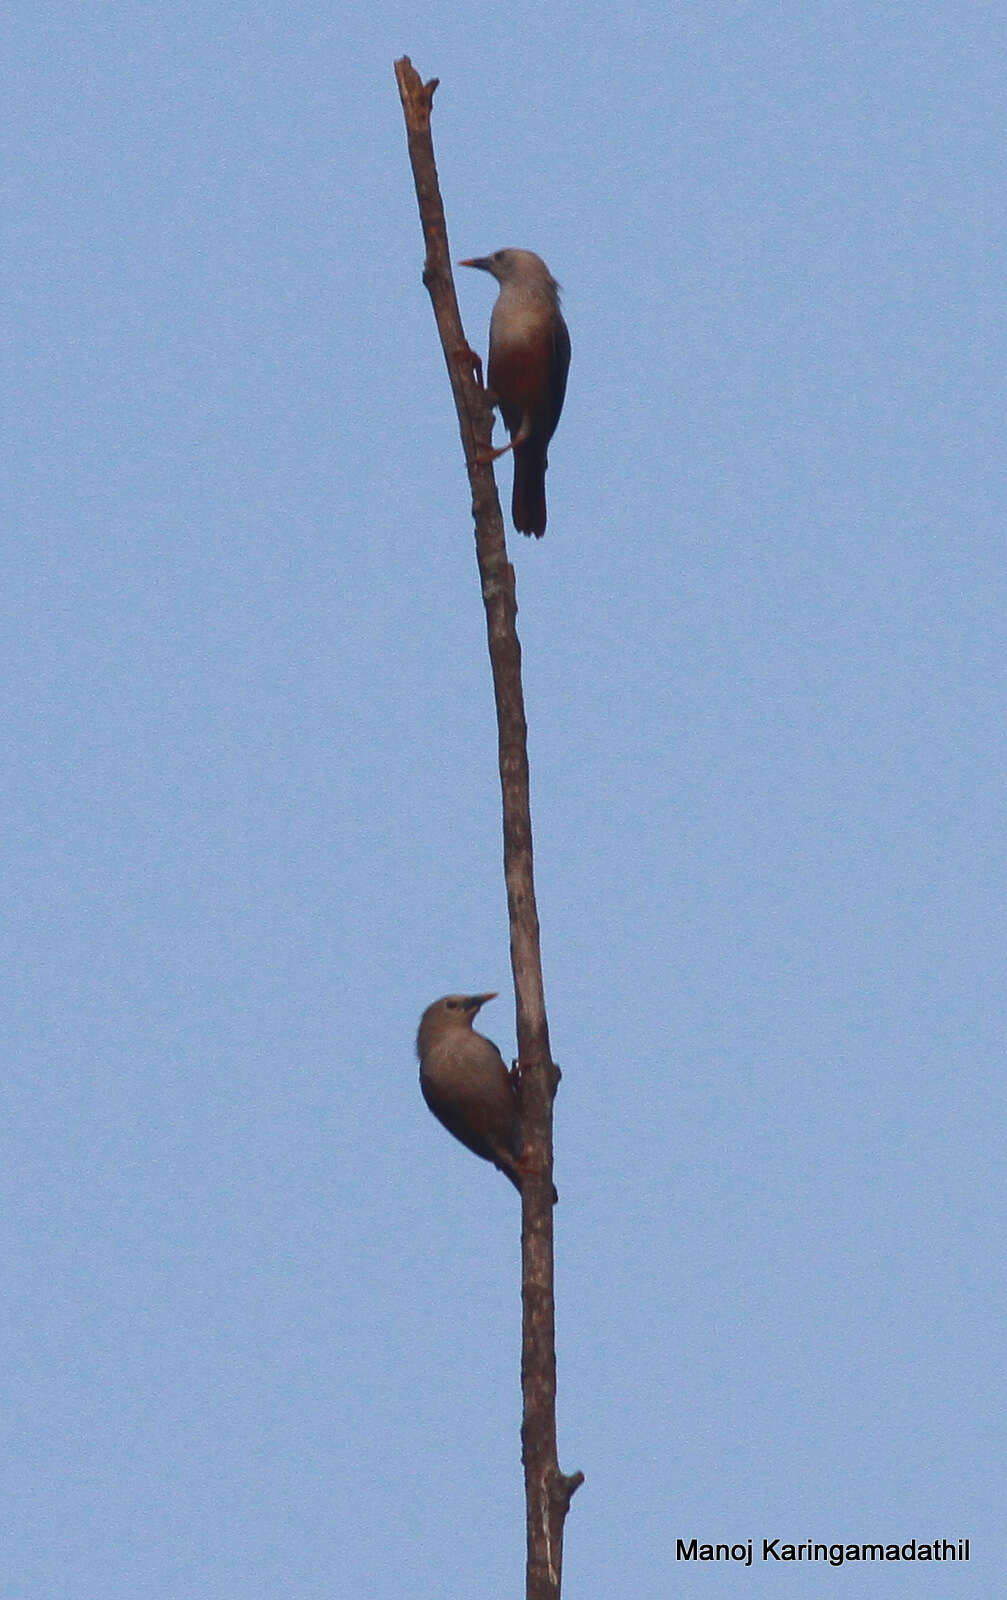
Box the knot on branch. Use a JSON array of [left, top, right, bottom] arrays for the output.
[[509, 1059, 561, 1095], [551, 1469, 585, 1512]]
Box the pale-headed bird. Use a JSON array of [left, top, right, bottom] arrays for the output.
[[460, 249, 570, 538], [417, 993, 524, 1191]]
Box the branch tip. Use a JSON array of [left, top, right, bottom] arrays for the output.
[[394, 56, 438, 127]]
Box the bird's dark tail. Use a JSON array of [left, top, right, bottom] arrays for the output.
[[511, 441, 548, 537]]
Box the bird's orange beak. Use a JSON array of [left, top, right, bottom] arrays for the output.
[[464, 992, 497, 1012], [459, 257, 490, 272]]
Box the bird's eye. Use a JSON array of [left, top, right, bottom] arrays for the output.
[[446, 999, 459, 1009], [493, 251, 504, 262]]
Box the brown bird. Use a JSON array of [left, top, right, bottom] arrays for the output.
[[417, 993, 524, 1191], [417, 993, 557, 1201], [460, 249, 570, 538]]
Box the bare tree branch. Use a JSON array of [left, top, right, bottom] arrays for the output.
[[394, 55, 583, 1600]]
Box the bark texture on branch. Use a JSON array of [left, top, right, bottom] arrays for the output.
[[394, 55, 582, 1600]]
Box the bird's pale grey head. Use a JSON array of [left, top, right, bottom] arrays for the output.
[[416, 992, 497, 1056], [460, 249, 559, 291]]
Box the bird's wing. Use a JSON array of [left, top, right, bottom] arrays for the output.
[[545, 314, 571, 439]]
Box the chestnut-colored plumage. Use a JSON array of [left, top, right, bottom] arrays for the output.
[[460, 249, 570, 537], [416, 993, 524, 1191]]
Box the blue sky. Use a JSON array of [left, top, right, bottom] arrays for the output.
[[3, 4, 1003, 1597]]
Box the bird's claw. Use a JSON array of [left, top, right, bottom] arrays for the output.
[[456, 344, 484, 388]]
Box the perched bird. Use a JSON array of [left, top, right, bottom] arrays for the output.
[[417, 993, 525, 1192], [460, 249, 570, 538], [417, 993, 558, 1202]]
